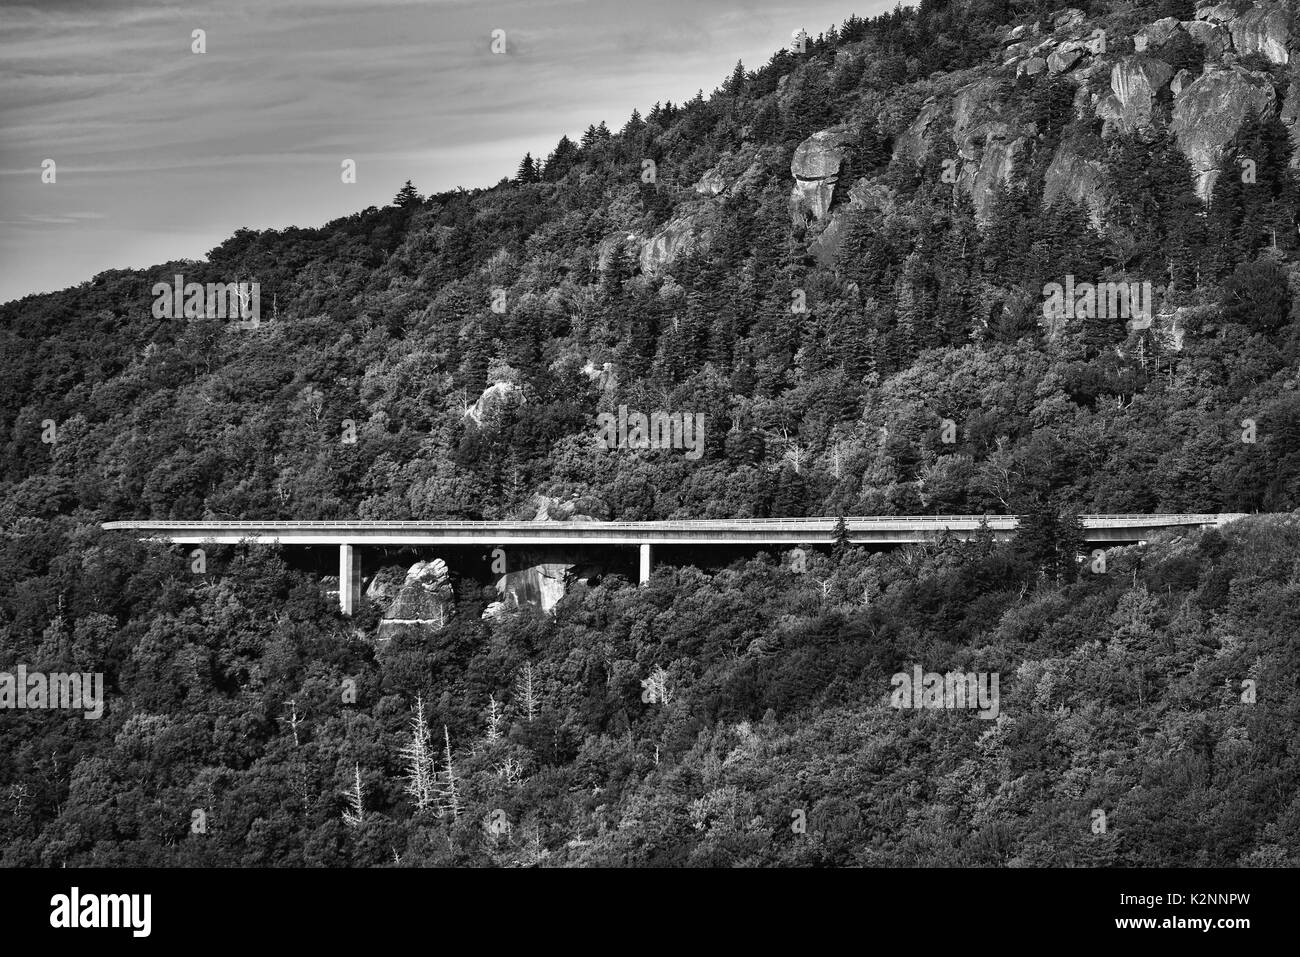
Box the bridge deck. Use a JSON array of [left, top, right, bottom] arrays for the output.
[[102, 514, 1250, 613], [101, 514, 1245, 546]]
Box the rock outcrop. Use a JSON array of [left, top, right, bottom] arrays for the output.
[[790, 128, 858, 224], [951, 79, 1033, 222], [694, 166, 726, 196], [481, 495, 610, 617], [1096, 55, 1175, 137], [1171, 63, 1278, 199], [1183, 19, 1232, 58], [1043, 140, 1109, 226], [485, 548, 604, 617], [640, 207, 716, 274], [810, 176, 896, 265], [379, 559, 455, 633], [892, 100, 942, 165], [1048, 44, 1085, 75], [1280, 71, 1300, 167], [463, 380, 524, 427], [1228, 0, 1290, 64], [1135, 16, 1184, 52], [521, 493, 607, 523]]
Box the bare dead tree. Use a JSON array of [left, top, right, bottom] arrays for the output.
[[400, 696, 436, 813], [436, 726, 461, 821], [342, 763, 365, 828], [516, 662, 539, 723]]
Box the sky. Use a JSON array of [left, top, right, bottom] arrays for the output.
[[0, 0, 902, 305]]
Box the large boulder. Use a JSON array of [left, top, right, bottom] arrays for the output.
[[462, 380, 524, 427], [379, 559, 454, 633], [483, 498, 610, 616], [1171, 63, 1277, 199], [1182, 19, 1233, 58], [521, 493, 608, 523], [999, 22, 1039, 45], [692, 153, 763, 199], [1135, 17, 1184, 52], [1096, 55, 1175, 137], [1195, 2, 1239, 24], [1228, 1, 1290, 65], [1047, 45, 1085, 74], [1018, 56, 1048, 77], [486, 548, 604, 617], [789, 128, 858, 224]]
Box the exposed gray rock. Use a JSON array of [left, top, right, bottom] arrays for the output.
[[694, 166, 726, 196], [580, 360, 617, 392], [1228, 1, 1290, 64], [463, 381, 525, 427], [1053, 8, 1086, 31], [1195, 2, 1239, 24], [481, 499, 610, 617], [1135, 17, 1184, 52], [965, 136, 1027, 223], [847, 177, 897, 214], [640, 207, 716, 274], [892, 100, 943, 165], [1280, 70, 1300, 166], [1171, 68, 1193, 95], [949, 79, 1032, 222], [810, 177, 897, 265], [1171, 64, 1277, 199], [485, 548, 604, 617], [1001, 22, 1039, 44], [1096, 55, 1175, 137], [364, 565, 405, 610], [1043, 141, 1109, 226], [1182, 19, 1233, 58], [521, 493, 608, 523], [1048, 45, 1084, 74], [1018, 56, 1047, 77], [789, 128, 858, 223], [380, 559, 454, 633]]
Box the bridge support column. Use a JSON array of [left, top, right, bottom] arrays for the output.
[[638, 542, 652, 584], [340, 544, 362, 615]]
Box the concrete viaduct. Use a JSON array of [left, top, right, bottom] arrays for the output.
[[101, 513, 1248, 615]]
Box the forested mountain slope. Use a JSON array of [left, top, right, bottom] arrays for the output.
[[2, 0, 1300, 866]]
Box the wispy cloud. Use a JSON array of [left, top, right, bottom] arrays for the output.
[[0, 0, 898, 304]]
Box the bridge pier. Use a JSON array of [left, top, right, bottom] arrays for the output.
[[339, 544, 362, 615], [638, 542, 652, 584]]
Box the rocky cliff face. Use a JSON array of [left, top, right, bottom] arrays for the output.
[[585, 0, 1297, 297], [950, 77, 1035, 221], [1171, 62, 1277, 199], [1097, 55, 1175, 137], [870, 0, 1298, 222], [640, 205, 719, 274], [1043, 139, 1110, 226], [1227, 0, 1291, 64]]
